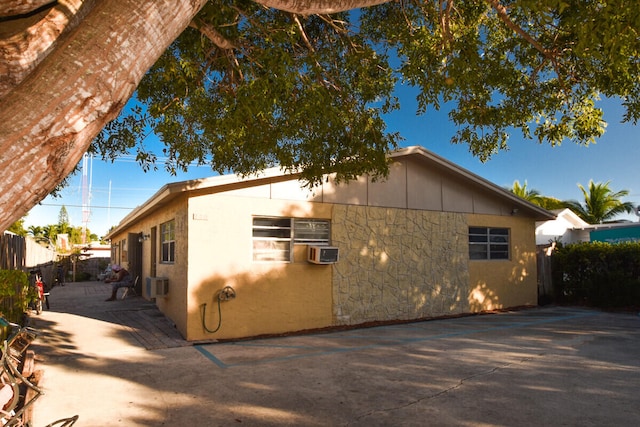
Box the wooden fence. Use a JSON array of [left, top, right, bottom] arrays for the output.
[[1, 232, 58, 272], [536, 244, 554, 304], [0, 232, 26, 271]]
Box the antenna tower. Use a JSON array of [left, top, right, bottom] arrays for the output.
[[81, 154, 93, 243]]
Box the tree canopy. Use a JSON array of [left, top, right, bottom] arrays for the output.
[[94, 2, 400, 185], [94, 0, 640, 184], [1, 0, 639, 231]]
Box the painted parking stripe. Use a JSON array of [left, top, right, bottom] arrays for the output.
[[194, 345, 227, 368], [194, 311, 598, 369]]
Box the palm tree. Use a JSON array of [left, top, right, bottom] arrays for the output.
[[27, 225, 44, 239], [509, 180, 542, 204], [565, 180, 634, 224], [537, 197, 568, 210], [509, 180, 566, 210]]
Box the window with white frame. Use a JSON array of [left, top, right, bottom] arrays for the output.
[[293, 218, 330, 244], [160, 220, 176, 263], [469, 227, 510, 260], [252, 217, 330, 262]]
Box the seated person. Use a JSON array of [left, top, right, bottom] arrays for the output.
[[104, 265, 132, 301]]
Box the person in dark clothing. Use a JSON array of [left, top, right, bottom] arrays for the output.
[[104, 265, 132, 301]]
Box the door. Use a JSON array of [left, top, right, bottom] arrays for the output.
[[127, 232, 143, 293], [150, 226, 157, 278]]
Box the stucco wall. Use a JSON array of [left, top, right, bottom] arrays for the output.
[[109, 196, 189, 335], [185, 194, 334, 341], [152, 198, 189, 334], [111, 195, 540, 342], [332, 205, 470, 325], [467, 214, 538, 311]]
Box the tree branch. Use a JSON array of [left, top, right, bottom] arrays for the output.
[[189, 17, 236, 50], [253, 0, 390, 15], [484, 0, 551, 58], [0, 0, 208, 230], [439, 0, 454, 49], [0, 0, 93, 98], [292, 14, 315, 52]]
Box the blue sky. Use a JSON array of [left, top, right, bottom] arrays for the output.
[[24, 87, 640, 238]]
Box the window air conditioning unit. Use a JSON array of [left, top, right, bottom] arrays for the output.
[[307, 246, 339, 264], [146, 277, 169, 298]]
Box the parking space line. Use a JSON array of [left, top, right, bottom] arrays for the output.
[[194, 310, 598, 369], [194, 345, 228, 368]]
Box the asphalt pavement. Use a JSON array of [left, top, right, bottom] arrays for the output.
[[27, 280, 640, 426]]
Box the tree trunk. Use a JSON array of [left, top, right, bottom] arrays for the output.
[[0, 0, 208, 231]]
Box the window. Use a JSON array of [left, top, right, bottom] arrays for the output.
[[120, 238, 127, 264], [293, 219, 330, 244], [253, 217, 292, 262], [469, 227, 510, 260], [161, 220, 176, 263], [252, 217, 331, 262]]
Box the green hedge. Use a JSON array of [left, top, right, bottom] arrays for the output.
[[0, 269, 33, 323], [551, 241, 640, 308]]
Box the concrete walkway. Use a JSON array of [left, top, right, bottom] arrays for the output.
[[28, 281, 640, 426]]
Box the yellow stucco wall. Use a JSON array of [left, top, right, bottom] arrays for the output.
[[467, 214, 538, 311], [185, 194, 334, 341], [153, 198, 189, 334], [112, 199, 539, 341], [109, 160, 541, 342], [109, 196, 189, 334]]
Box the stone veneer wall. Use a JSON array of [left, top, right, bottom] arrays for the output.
[[332, 204, 470, 325]]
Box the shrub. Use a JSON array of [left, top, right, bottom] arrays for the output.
[[551, 241, 640, 308], [0, 269, 33, 323]]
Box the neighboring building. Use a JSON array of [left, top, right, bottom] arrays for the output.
[[535, 208, 590, 245], [77, 242, 111, 259], [536, 209, 640, 245], [76, 242, 112, 280], [587, 221, 640, 243], [106, 146, 554, 341]]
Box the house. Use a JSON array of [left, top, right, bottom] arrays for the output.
[[535, 209, 640, 245], [106, 146, 555, 341], [535, 208, 590, 246], [586, 221, 640, 243]]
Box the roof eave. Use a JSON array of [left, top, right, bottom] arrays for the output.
[[105, 167, 302, 239], [106, 146, 556, 239]]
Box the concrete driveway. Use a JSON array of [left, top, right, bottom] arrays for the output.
[[28, 281, 640, 426]]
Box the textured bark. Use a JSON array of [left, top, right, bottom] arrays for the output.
[[254, 0, 389, 14], [0, 0, 55, 18], [0, 0, 208, 230], [0, 0, 91, 98]]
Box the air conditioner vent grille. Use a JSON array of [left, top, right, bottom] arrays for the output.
[[307, 246, 339, 264]]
